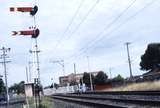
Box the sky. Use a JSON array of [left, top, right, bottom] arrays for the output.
[[0, 0, 160, 86]]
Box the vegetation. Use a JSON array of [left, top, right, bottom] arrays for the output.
[[0, 78, 5, 94], [69, 80, 78, 86], [113, 74, 124, 82], [9, 81, 25, 95], [105, 81, 160, 91], [40, 97, 54, 108], [49, 83, 59, 90], [82, 72, 95, 87], [27, 97, 54, 108], [140, 43, 160, 71], [94, 71, 108, 85]]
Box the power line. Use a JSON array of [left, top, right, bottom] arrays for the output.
[[54, 0, 85, 49], [67, 0, 156, 60], [66, 0, 137, 59], [57, 0, 100, 48], [83, 0, 156, 54]]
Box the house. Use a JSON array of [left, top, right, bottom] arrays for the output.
[[59, 71, 99, 86]]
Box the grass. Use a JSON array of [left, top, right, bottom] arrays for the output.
[[40, 97, 54, 108], [105, 81, 160, 91], [26, 96, 54, 108]]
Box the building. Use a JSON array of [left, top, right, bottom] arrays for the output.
[[24, 83, 34, 97], [59, 76, 69, 86], [59, 71, 100, 86]]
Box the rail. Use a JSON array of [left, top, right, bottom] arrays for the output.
[[52, 91, 160, 108]]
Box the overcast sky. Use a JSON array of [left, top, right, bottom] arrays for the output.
[[0, 0, 160, 86]]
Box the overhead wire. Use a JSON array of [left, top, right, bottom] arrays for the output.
[[83, 0, 156, 54], [56, 0, 100, 49], [67, 0, 156, 61], [54, 0, 85, 49], [66, 0, 137, 59]]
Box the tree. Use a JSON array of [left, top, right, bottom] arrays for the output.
[[0, 78, 5, 94], [9, 81, 25, 95], [79, 78, 83, 85], [54, 83, 59, 89], [82, 72, 94, 87], [50, 83, 53, 88], [113, 74, 124, 82], [94, 71, 108, 85], [140, 43, 160, 71], [69, 80, 78, 86]]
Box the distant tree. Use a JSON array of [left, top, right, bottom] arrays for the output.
[[82, 72, 95, 87], [79, 78, 83, 85], [113, 74, 124, 81], [54, 83, 59, 89], [9, 81, 25, 94], [0, 79, 5, 94], [140, 43, 160, 71], [69, 80, 78, 86], [94, 71, 108, 85], [50, 83, 53, 88]]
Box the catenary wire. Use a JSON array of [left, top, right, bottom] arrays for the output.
[[54, 0, 85, 49], [67, 0, 156, 61], [66, 0, 137, 59], [56, 0, 100, 49]]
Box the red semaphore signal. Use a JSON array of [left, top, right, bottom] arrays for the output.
[[12, 29, 40, 38], [10, 5, 38, 16]]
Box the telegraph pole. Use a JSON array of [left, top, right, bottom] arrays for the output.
[[87, 56, 93, 91], [0, 47, 11, 108], [125, 42, 133, 78]]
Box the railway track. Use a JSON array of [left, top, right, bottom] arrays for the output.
[[52, 91, 160, 108]]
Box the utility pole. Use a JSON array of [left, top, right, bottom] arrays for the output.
[[0, 47, 11, 108], [125, 42, 133, 78], [87, 56, 93, 91]]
